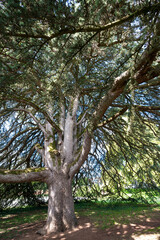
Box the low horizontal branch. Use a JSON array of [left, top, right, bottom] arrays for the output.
[[0, 167, 50, 183]]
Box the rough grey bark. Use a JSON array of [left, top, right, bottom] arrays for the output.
[[0, 168, 49, 183], [37, 172, 77, 235]]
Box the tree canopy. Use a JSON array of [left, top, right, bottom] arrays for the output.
[[0, 0, 160, 234]]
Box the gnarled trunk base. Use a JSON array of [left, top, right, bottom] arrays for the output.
[[37, 173, 77, 235]]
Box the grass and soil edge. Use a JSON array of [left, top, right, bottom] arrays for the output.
[[0, 200, 160, 239]]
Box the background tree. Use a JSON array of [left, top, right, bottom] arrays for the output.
[[0, 182, 47, 210], [0, 0, 160, 235]]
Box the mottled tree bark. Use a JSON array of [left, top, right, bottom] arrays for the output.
[[38, 172, 77, 235]]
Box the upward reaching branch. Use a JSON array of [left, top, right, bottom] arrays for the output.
[[91, 34, 160, 129]]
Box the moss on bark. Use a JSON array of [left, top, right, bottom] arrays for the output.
[[0, 167, 46, 175]]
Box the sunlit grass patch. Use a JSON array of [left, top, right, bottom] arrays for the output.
[[75, 201, 160, 230]]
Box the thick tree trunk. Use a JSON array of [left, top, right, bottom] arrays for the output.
[[37, 172, 77, 235]]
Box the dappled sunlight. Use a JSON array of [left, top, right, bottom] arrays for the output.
[[132, 233, 160, 240], [0, 203, 160, 240], [0, 214, 18, 220], [104, 222, 160, 240], [49, 220, 106, 240], [1, 214, 160, 240]]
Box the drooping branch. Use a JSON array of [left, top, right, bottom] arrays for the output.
[[111, 104, 160, 111], [1, 96, 61, 134], [91, 31, 160, 130], [13, 108, 47, 134], [136, 106, 160, 111], [13, 147, 36, 169], [111, 104, 160, 117], [136, 106, 160, 117], [98, 106, 128, 127], [0, 127, 38, 154], [137, 77, 160, 89], [0, 168, 50, 183]]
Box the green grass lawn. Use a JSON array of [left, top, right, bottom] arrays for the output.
[[0, 201, 160, 239], [0, 206, 48, 239], [75, 201, 160, 229]]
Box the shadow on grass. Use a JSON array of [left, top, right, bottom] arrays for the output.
[[0, 203, 160, 240], [0, 213, 160, 240]]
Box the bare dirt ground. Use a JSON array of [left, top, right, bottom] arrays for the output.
[[2, 211, 160, 240]]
